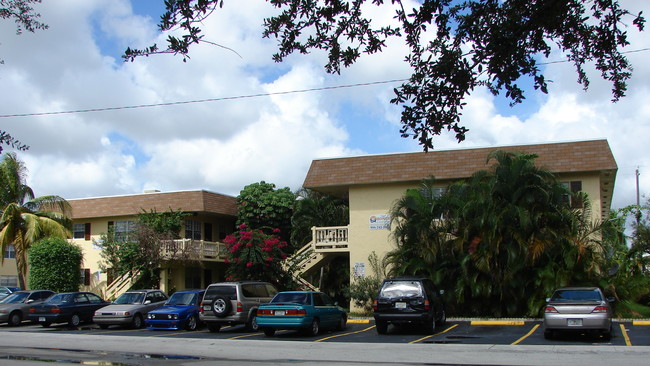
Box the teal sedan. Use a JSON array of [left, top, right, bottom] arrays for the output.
[[257, 291, 347, 337]]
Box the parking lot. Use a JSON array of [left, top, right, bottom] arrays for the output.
[[2, 319, 649, 346]]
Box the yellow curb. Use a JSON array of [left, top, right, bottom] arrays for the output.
[[632, 320, 650, 325], [347, 319, 370, 324], [471, 320, 525, 326]]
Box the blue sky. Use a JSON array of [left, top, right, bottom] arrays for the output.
[[0, 0, 648, 214]]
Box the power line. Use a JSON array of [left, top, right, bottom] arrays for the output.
[[0, 79, 408, 118], [2, 47, 649, 119]]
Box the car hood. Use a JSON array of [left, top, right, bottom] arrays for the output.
[[149, 305, 195, 315], [99, 304, 146, 313]]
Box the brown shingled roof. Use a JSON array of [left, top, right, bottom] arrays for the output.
[[303, 139, 617, 190], [68, 190, 237, 219]]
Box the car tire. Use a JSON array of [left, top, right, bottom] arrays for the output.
[[41, 322, 51, 328], [131, 314, 144, 329], [336, 314, 347, 331], [425, 316, 436, 334], [602, 327, 612, 341], [99, 324, 109, 330], [208, 324, 221, 333], [304, 319, 319, 336], [376, 320, 388, 334], [8, 311, 22, 326], [212, 296, 232, 318], [245, 312, 259, 332], [263, 328, 276, 337], [69, 314, 81, 328], [438, 309, 447, 326], [186, 315, 198, 331]]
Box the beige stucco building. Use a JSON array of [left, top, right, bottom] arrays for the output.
[[2, 139, 617, 306]]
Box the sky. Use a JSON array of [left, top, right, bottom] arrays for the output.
[[0, 0, 649, 215]]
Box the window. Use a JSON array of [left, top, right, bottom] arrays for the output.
[[185, 219, 201, 240], [561, 181, 583, 208], [109, 220, 136, 242], [80, 268, 91, 286], [73, 223, 91, 240], [0, 275, 18, 286], [3, 244, 15, 259]]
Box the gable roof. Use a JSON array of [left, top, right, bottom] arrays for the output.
[[68, 190, 237, 219], [303, 139, 617, 216]]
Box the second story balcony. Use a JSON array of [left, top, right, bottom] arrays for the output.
[[161, 239, 226, 262]]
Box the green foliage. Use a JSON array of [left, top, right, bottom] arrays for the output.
[[291, 188, 349, 249], [347, 252, 388, 315], [223, 224, 297, 290], [97, 208, 193, 289], [28, 237, 82, 292], [236, 181, 295, 244], [126, 0, 644, 151], [388, 151, 612, 317]]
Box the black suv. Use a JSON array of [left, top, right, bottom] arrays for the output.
[[372, 277, 446, 334]]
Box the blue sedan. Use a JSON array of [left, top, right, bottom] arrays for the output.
[[145, 290, 205, 331], [257, 291, 347, 337]]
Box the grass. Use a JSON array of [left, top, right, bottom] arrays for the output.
[[614, 300, 650, 319]]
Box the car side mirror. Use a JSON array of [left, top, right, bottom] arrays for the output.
[[26, 299, 34, 303], [607, 297, 616, 303], [144, 300, 151, 305], [545, 297, 550, 302]]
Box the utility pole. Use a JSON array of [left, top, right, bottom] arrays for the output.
[[636, 167, 640, 206]]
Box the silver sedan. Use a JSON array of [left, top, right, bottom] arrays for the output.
[[543, 286, 614, 340]]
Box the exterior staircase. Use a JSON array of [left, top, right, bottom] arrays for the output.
[[104, 270, 141, 301]]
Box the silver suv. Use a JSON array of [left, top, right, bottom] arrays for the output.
[[199, 281, 278, 332]]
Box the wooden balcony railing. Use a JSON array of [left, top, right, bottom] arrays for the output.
[[312, 226, 349, 251], [161, 239, 225, 261]]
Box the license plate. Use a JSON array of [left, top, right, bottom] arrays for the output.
[[567, 319, 583, 326], [275, 310, 286, 316], [395, 302, 407, 309], [39, 317, 45, 322]]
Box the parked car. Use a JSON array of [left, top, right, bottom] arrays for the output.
[[28, 292, 109, 327], [0, 286, 20, 301], [257, 291, 347, 337], [200, 281, 278, 332], [0, 290, 55, 326], [543, 286, 615, 340], [145, 290, 205, 331], [372, 277, 446, 334], [93, 289, 168, 329]]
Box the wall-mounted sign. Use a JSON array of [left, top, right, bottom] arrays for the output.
[[369, 214, 390, 230], [354, 262, 365, 277]]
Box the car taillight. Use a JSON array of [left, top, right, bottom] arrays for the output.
[[237, 302, 243, 312], [424, 300, 431, 310], [285, 309, 307, 316], [51, 308, 61, 314], [199, 302, 204, 313], [592, 306, 608, 313], [29, 308, 35, 313], [544, 306, 558, 313], [372, 300, 378, 311], [258, 309, 273, 316]]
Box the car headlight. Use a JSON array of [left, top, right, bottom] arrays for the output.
[[166, 314, 178, 320], [147, 313, 154, 319]]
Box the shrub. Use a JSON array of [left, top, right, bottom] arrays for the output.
[[29, 237, 83, 292]]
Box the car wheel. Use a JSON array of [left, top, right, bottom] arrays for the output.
[[131, 314, 143, 329], [41, 322, 51, 328], [99, 324, 109, 330], [305, 319, 319, 336], [245, 312, 259, 332], [8, 311, 22, 326], [263, 328, 276, 337], [69, 314, 81, 328], [376, 320, 388, 334], [336, 314, 347, 331], [208, 324, 221, 333], [602, 327, 612, 341], [438, 309, 447, 326], [186, 315, 198, 331], [425, 316, 436, 334], [212, 296, 232, 318]]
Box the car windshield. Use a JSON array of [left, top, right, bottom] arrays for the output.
[[379, 281, 423, 298], [0, 292, 29, 303], [166, 292, 198, 306], [46, 293, 74, 304], [114, 292, 145, 304], [271, 293, 310, 305], [551, 289, 602, 302]]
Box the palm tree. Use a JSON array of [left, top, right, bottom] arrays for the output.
[[290, 188, 349, 250], [0, 153, 72, 289]]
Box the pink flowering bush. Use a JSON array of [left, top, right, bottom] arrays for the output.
[[223, 225, 295, 287]]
